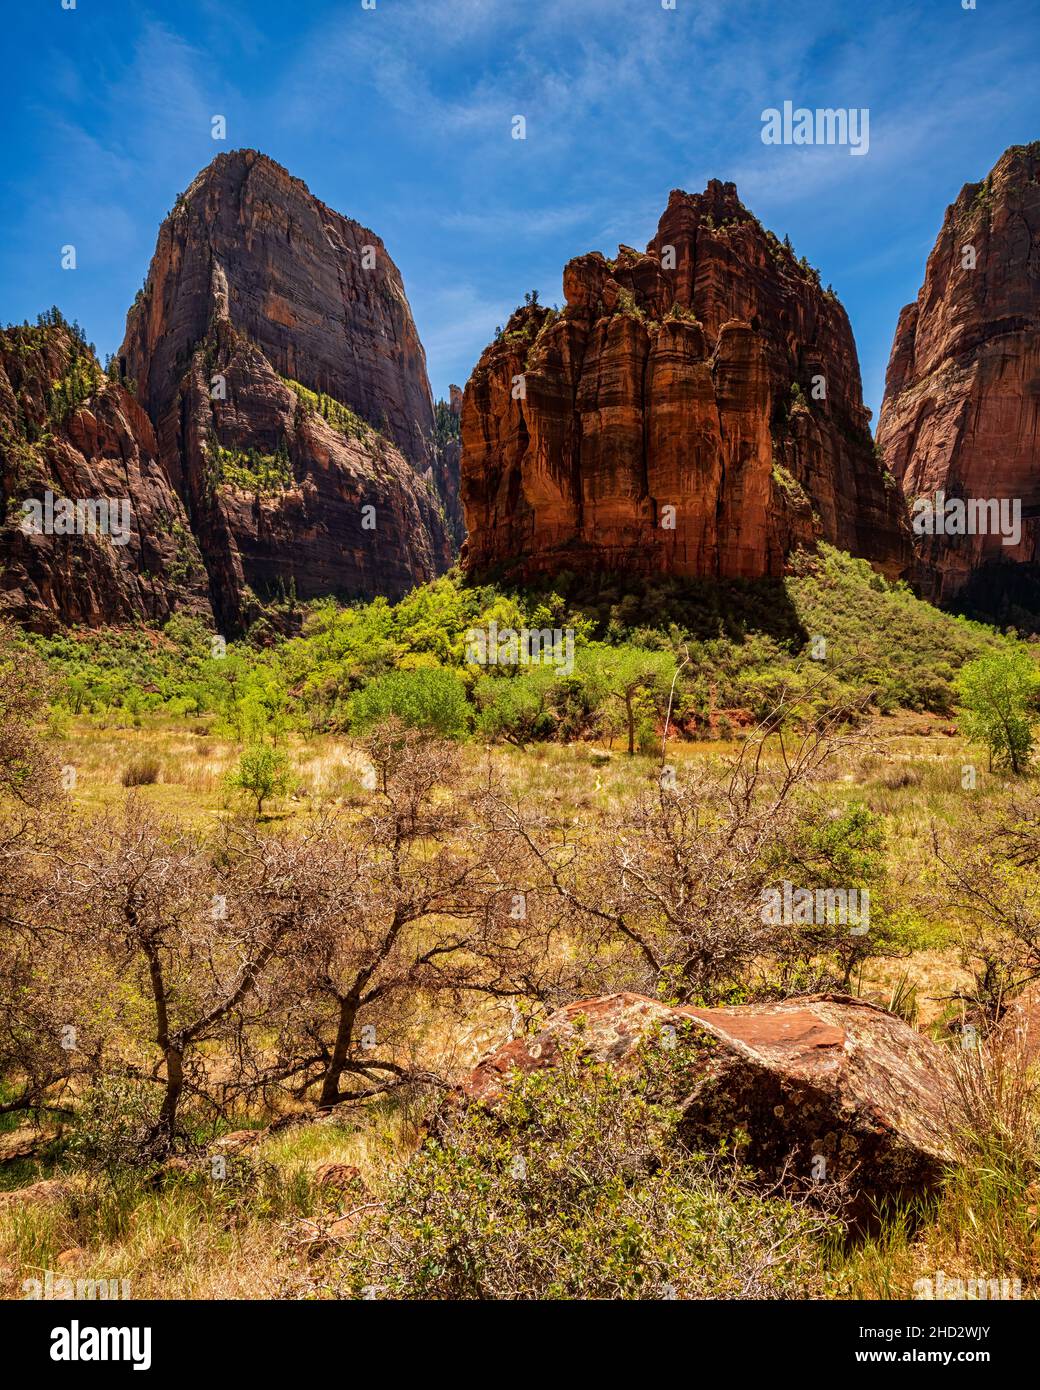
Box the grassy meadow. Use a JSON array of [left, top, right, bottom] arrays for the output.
[[3, 546, 1040, 1302]]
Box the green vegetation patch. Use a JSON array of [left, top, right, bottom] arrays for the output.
[[208, 438, 293, 495], [280, 375, 371, 441]]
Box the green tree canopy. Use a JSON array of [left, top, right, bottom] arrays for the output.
[[956, 647, 1040, 774]]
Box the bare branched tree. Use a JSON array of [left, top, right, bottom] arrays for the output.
[[933, 795, 1040, 1024], [50, 799, 310, 1151], [268, 724, 574, 1108], [487, 693, 872, 1003]]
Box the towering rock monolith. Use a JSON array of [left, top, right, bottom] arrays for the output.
[[878, 142, 1040, 609], [119, 149, 453, 631], [461, 180, 910, 584]]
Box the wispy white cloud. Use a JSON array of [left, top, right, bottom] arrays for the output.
[[438, 204, 592, 237], [409, 280, 513, 383], [9, 0, 1035, 410]]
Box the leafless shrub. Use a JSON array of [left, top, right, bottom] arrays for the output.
[[266, 723, 577, 1110], [933, 798, 1040, 1024], [487, 694, 874, 1002], [48, 798, 309, 1153]]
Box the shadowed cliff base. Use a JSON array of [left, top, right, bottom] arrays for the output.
[[463, 564, 808, 648], [949, 559, 1040, 635]]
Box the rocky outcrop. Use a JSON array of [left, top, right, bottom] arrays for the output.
[[122, 150, 436, 468], [118, 150, 453, 631], [1, 153, 457, 634], [878, 143, 1040, 606], [135, 312, 452, 633], [461, 181, 910, 584], [466, 992, 961, 1201], [0, 319, 211, 631]]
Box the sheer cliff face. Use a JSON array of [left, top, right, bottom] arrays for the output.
[[0, 323, 210, 632], [461, 180, 910, 584], [877, 143, 1040, 603], [119, 150, 451, 632], [122, 150, 435, 466]]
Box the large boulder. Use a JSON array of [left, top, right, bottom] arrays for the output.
[[465, 992, 962, 1201]]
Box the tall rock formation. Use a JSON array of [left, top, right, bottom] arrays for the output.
[[461, 180, 910, 584], [877, 142, 1040, 609], [119, 149, 452, 632], [0, 316, 210, 632]]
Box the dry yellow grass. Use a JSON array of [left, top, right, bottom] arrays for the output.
[[2, 712, 1027, 1300]]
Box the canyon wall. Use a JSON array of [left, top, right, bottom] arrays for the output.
[[878, 142, 1040, 608], [0, 319, 210, 631], [461, 180, 910, 584], [1, 151, 457, 635]]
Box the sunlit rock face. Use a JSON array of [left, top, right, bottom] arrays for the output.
[[119, 150, 453, 632], [0, 319, 212, 631], [461, 179, 910, 585], [878, 143, 1040, 606]]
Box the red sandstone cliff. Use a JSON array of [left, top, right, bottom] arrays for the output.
[[0, 318, 210, 632], [877, 143, 1040, 605], [119, 150, 453, 631], [461, 180, 910, 584], [122, 150, 436, 467]]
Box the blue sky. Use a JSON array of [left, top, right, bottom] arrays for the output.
[[2, 0, 1036, 425]]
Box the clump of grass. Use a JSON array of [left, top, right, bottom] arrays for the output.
[[880, 764, 923, 791], [121, 756, 161, 787], [838, 1030, 1040, 1298], [950, 1026, 1040, 1173]]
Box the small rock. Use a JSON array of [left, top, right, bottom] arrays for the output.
[[0, 1179, 69, 1210], [145, 1156, 193, 1189], [313, 1163, 365, 1196], [211, 1129, 263, 1153]]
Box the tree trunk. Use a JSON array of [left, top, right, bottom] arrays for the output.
[[157, 1045, 184, 1143], [319, 997, 358, 1106]]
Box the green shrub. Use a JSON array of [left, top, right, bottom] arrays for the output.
[[956, 647, 1040, 774], [209, 439, 293, 494], [336, 1049, 825, 1300], [226, 742, 290, 816], [349, 667, 471, 738], [68, 1077, 162, 1175], [24, 545, 1014, 745], [473, 666, 559, 747]]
